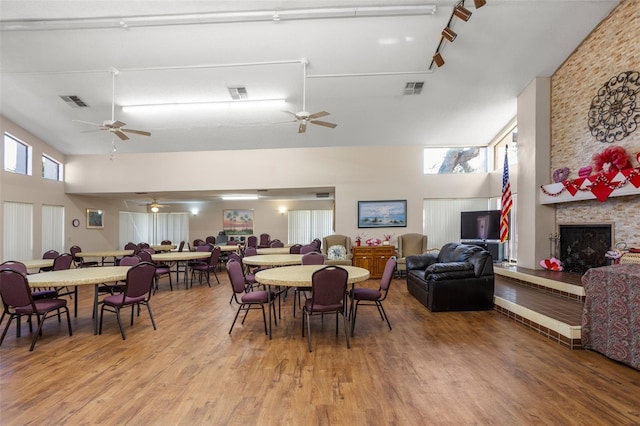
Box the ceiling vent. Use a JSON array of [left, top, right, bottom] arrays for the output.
[[228, 87, 248, 100], [404, 82, 424, 95], [316, 192, 330, 198], [59, 95, 89, 107]]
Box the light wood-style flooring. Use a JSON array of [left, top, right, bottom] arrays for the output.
[[1, 271, 639, 425]]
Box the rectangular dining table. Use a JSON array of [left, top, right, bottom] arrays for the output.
[[255, 265, 370, 339], [151, 251, 211, 284], [27, 266, 131, 334]]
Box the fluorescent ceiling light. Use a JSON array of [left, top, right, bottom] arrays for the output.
[[122, 99, 286, 113], [222, 195, 259, 200], [1, 5, 436, 31]]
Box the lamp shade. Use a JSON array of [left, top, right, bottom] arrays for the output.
[[453, 5, 472, 21], [433, 52, 445, 67], [442, 27, 457, 42]]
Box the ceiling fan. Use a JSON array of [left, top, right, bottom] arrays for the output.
[[75, 69, 151, 141], [140, 198, 167, 212], [281, 60, 337, 134]]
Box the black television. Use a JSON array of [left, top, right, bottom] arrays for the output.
[[460, 210, 502, 242]]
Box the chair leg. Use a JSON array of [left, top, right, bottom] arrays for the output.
[[378, 302, 392, 330], [261, 305, 267, 335], [146, 302, 156, 330], [0, 315, 14, 346], [229, 304, 243, 334], [351, 301, 359, 337], [114, 307, 126, 340], [342, 310, 351, 349], [29, 313, 45, 351]]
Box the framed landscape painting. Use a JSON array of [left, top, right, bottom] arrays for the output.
[[358, 200, 407, 228], [223, 209, 254, 235], [86, 208, 104, 229]]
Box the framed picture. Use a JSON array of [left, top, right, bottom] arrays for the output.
[[358, 200, 407, 228], [223, 209, 254, 235], [86, 208, 104, 229]]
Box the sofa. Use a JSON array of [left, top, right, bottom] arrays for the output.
[[322, 234, 353, 266], [405, 242, 494, 312], [396, 233, 429, 275]]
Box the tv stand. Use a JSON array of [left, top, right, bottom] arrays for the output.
[[461, 240, 504, 261]]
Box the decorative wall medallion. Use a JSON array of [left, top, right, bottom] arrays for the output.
[[587, 71, 640, 143]]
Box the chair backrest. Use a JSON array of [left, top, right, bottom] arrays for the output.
[[209, 246, 221, 266], [310, 266, 348, 308], [193, 239, 204, 247], [137, 250, 153, 263], [228, 252, 243, 264], [124, 242, 137, 250], [53, 253, 73, 271], [270, 240, 284, 248], [196, 244, 212, 252], [244, 246, 258, 256], [226, 259, 247, 294], [178, 241, 186, 252], [119, 256, 141, 267], [138, 242, 150, 249], [123, 262, 156, 299], [69, 245, 81, 260], [246, 236, 258, 248], [0, 269, 34, 310], [322, 235, 352, 256], [205, 236, 216, 245], [0, 261, 28, 275], [161, 240, 172, 245], [289, 244, 302, 254], [380, 256, 397, 292], [302, 252, 325, 265], [311, 238, 322, 252], [398, 233, 428, 257], [42, 250, 59, 260], [259, 233, 270, 245], [299, 244, 316, 254]]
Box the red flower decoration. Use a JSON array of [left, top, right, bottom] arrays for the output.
[[592, 145, 631, 174]]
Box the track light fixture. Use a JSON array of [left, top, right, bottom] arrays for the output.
[[428, 0, 486, 70], [453, 5, 472, 21], [442, 27, 457, 42]]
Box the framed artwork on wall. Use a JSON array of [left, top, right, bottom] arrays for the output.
[[86, 208, 104, 229], [223, 209, 254, 235], [358, 200, 407, 228]]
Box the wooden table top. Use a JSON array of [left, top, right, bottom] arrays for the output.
[[151, 251, 211, 262], [255, 265, 370, 287], [77, 250, 134, 258], [242, 254, 303, 267], [27, 266, 130, 288]]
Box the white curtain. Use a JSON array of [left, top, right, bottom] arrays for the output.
[[288, 210, 333, 244], [42, 204, 65, 253], [3, 201, 33, 260], [423, 198, 489, 249], [119, 211, 189, 247]]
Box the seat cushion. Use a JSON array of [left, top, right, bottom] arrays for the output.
[[241, 290, 269, 303], [352, 287, 381, 301]]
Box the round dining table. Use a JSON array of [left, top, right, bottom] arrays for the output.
[[256, 247, 292, 255], [242, 254, 303, 267], [255, 264, 370, 339], [12, 258, 55, 271], [27, 266, 131, 334], [150, 244, 177, 252], [77, 249, 135, 266]]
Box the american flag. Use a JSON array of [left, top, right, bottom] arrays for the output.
[[500, 147, 512, 243]]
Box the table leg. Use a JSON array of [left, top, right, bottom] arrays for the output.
[[93, 284, 99, 335], [74, 286, 78, 317], [268, 284, 272, 339]]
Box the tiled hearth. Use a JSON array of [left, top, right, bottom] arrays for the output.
[[493, 266, 584, 350]]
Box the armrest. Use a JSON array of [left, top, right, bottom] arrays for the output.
[[425, 262, 475, 281], [406, 253, 438, 271]]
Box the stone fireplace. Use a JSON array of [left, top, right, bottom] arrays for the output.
[[558, 224, 612, 274]]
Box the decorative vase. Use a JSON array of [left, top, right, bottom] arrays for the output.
[[356, 240, 361, 246], [382, 240, 390, 245]]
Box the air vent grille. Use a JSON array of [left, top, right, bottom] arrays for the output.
[[404, 82, 424, 95], [316, 192, 330, 198], [59, 95, 89, 107], [228, 87, 248, 100]]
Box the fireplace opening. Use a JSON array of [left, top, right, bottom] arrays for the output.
[[558, 224, 612, 274]]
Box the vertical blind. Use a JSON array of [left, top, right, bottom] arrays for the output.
[[42, 205, 65, 253], [119, 211, 189, 247], [423, 198, 489, 249], [3, 201, 33, 260], [288, 210, 333, 244]]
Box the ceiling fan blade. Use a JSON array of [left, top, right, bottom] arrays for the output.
[[308, 111, 329, 120], [73, 119, 102, 127], [310, 120, 337, 129], [298, 122, 307, 133], [122, 128, 151, 136], [111, 120, 127, 128], [114, 130, 130, 141]]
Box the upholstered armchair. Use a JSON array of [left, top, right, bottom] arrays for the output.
[[321, 234, 353, 266], [396, 233, 429, 275]]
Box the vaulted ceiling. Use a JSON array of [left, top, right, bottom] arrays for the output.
[[0, 0, 619, 157]]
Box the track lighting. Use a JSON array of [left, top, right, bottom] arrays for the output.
[[453, 5, 472, 22], [433, 53, 445, 67], [442, 27, 457, 42]]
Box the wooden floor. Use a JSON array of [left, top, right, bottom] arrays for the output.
[[1, 271, 640, 425]]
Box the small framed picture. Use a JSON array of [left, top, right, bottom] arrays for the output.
[[86, 208, 104, 229]]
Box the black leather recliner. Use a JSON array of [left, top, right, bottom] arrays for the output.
[[405, 242, 494, 312]]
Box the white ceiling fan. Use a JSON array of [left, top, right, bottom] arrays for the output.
[[75, 69, 151, 141], [281, 59, 337, 134], [140, 198, 167, 212]]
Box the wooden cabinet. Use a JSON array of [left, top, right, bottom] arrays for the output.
[[352, 245, 395, 279]]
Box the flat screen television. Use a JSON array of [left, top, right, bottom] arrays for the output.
[[460, 210, 502, 242]]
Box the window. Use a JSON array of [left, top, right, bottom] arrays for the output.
[[42, 154, 63, 181], [493, 125, 518, 170], [3, 133, 32, 175], [424, 147, 487, 174], [119, 211, 189, 246], [288, 210, 333, 244], [3, 201, 34, 260]]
